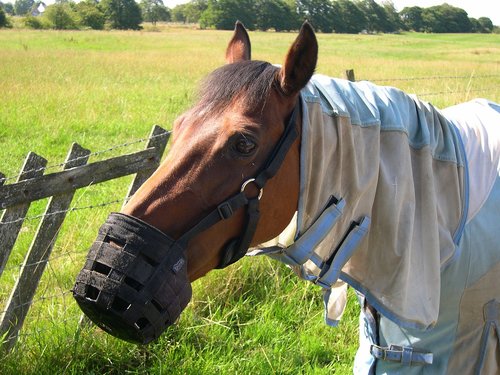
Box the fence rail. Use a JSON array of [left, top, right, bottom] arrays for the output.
[[0, 124, 170, 352]]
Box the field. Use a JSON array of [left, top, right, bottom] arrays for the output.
[[0, 25, 499, 374]]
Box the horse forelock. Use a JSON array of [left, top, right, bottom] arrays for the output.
[[195, 61, 279, 117]]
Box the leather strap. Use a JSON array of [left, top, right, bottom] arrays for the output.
[[370, 344, 433, 366], [172, 101, 300, 269], [216, 101, 300, 268]]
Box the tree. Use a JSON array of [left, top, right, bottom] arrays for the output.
[[0, 2, 15, 15], [199, 0, 255, 30], [140, 0, 170, 25], [469, 17, 480, 33], [381, 1, 402, 32], [171, 1, 208, 23], [183, 0, 207, 23], [400, 6, 423, 31], [335, 0, 366, 34], [358, 0, 388, 32], [43, 3, 78, 29], [171, 3, 186, 22], [0, 6, 8, 27], [422, 4, 471, 33], [355, 0, 400, 33], [101, 0, 142, 29], [254, 0, 299, 31], [477, 17, 494, 33], [14, 0, 34, 15], [296, 0, 337, 33], [75, 0, 106, 29]]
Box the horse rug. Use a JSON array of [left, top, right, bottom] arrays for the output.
[[250, 74, 500, 374]]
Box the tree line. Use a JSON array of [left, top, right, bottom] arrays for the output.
[[0, 0, 496, 33], [1, 0, 144, 29], [176, 0, 495, 33]]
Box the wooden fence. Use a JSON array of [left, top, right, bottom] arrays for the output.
[[0, 125, 170, 352]]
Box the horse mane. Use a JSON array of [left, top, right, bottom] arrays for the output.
[[195, 61, 279, 116]]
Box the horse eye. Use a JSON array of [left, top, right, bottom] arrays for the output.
[[235, 137, 256, 155]]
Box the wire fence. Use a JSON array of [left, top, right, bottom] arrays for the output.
[[0, 199, 123, 227], [0, 72, 499, 349], [2, 132, 169, 184], [356, 72, 499, 101], [0, 125, 170, 351], [363, 74, 499, 83]]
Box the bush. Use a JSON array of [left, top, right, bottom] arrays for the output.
[[43, 3, 78, 30], [75, 0, 106, 30], [24, 14, 47, 28], [0, 7, 9, 27]]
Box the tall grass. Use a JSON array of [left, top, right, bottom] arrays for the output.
[[0, 26, 499, 374]]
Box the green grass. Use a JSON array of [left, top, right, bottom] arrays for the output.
[[0, 26, 499, 374]]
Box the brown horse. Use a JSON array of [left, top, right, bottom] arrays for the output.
[[75, 21, 500, 374], [122, 22, 315, 280], [74, 21, 316, 344]]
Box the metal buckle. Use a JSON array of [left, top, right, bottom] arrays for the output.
[[240, 178, 263, 200], [370, 344, 433, 366], [217, 202, 233, 219]]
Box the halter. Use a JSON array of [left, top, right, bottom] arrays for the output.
[[178, 100, 300, 268]]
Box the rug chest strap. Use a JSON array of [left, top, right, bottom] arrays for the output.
[[370, 344, 433, 366]]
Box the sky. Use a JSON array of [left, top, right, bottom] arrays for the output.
[[163, 0, 500, 26]]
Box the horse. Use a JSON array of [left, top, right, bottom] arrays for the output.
[[73, 22, 500, 374]]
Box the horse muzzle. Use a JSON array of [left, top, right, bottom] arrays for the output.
[[73, 212, 192, 345]]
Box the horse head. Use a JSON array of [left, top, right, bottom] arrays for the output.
[[74, 22, 318, 344]]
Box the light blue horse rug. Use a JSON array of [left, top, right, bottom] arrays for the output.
[[250, 74, 500, 374]]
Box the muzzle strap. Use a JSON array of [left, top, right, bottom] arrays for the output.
[[217, 196, 261, 268], [176, 192, 250, 246]]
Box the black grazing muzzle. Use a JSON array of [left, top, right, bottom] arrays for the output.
[[73, 102, 300, 345], [73, 213, 192, 345]]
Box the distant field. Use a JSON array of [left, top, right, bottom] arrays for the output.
[[0, 26, 499, 374]]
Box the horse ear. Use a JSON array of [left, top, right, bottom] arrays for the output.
[[278, 22, 318, 96], [225, 21, 251, 63]]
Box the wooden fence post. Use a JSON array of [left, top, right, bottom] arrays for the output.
[[345, 69, 356, 82], [0, 143, 90, 352], [123, 125, 170, 207], [0, 153, 47, 277]]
